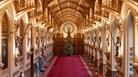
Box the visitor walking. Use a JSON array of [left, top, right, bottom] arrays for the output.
[[38, 55, 45, 72], [35, 60, 40, 77]]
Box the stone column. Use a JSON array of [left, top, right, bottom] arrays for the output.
[[31, 21, 36, 59], [89, 8, 93, 25], [111, 24, 117, 77], [45, 7, 49, 25], [102, 26, 107, 76], [86, 14, 89, 26], [49, 13, 52, 26], [8, 12, 15, 77]]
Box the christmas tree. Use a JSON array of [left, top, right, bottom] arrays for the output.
[[63, 28, 74, 56]]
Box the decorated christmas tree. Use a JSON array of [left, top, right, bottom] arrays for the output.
[[63, 28, 74, 56]]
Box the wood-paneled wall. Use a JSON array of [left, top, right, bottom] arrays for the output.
[[53, 38, 64, 56], [53, 33, 84, 56], [74, 38, 84, 55]]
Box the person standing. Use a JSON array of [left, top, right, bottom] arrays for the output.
[[38, 56, 44, 72], [35, 60, 40, 77]]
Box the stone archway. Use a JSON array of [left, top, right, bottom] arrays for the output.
[[125, 11, 134, 77], [1, 12, 9, 70]]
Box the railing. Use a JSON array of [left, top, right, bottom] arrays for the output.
[[102, 0, 123, 13], [14, 0, 33, 13]]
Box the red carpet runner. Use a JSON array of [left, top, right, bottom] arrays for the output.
[[45, 56, 90, 77]]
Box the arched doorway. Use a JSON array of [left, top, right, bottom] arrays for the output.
[[2, 13, 9, 70], [125, 12, 134, 77]]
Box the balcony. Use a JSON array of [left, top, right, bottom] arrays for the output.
[[14, 0, 34, 13], [102, 0, 123, 13]]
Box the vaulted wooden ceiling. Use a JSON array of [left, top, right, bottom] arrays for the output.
[[43, 0, 98, 27], [14, 0, 122, 31]]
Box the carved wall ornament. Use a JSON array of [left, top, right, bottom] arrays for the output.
[[115, 36, 121, 56]]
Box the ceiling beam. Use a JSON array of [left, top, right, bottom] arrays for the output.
[[48, 0, 89, 12], [52, 8, 82, 17], [51, 6, 86, 17], [54, 15, 82, 22], [56, 20, 80, 27], [53, 11, 83, 20], [55, 16, 82, 25]]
